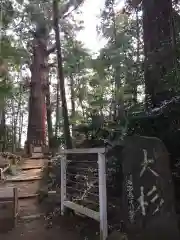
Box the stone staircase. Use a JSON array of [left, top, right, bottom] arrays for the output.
[[3, 158, 48, 218]]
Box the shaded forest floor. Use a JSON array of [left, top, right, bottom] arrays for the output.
[[0, 214, 100, 240], [0, 157, 100, 240], [1, 218, 80, 240]]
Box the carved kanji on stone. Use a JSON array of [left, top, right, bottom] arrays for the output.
[[121, 135, 179, 240]]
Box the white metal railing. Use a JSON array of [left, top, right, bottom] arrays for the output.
[[58, 148, 108, 240]]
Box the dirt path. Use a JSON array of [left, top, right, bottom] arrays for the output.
[[1, 218, 81, 240], [0, 158, 83, 240]]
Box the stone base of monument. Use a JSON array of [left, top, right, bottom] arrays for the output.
[[127, 215, 180, 240], [0, 187, 18, 233], [31, 146, 44, 159], [107, 231, 128, 240]]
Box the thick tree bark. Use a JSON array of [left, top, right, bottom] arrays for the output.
[[53, 0, 72, 149], [27, 36, 47, 147]]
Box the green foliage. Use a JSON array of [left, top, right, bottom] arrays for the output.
[[2, 0, 178, 148], [0, 80, 12, 98], [0, 37, 26, 67], [0, 0, 15, 30]]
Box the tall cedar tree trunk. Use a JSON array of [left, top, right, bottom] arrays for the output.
[[53, 0, 72, 149], [142, 0, 174, 108], [27, 35, 47, 147]]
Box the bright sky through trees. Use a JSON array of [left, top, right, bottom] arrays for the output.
[[77, 0, 125, 53]]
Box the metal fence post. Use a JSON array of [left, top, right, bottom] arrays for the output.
[[98, 153, 108, 240], [61, 154, 67, 215]]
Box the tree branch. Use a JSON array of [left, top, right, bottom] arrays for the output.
[[130, 0, 142, 8], [47, 45, 56, 55], [48, 62, 57, 68], [59, 0, 85, 19]]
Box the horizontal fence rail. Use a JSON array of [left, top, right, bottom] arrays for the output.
[[58, 148, 108, 240], [58, 148, 105, 154]]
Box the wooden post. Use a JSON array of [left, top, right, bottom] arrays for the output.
[[98, 153, 108, 240], [61, 154, 67, 215], [13, 188, 18, 226], [0, 187, 18, 233], [0, 168, 3, 180]]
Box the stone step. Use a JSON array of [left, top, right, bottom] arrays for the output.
[[5, 180, 41, 198], [0, 158, 49, 224], [18, 198, 43, 217], [19, 159, 49, 171], [6, 169, 43, 182]]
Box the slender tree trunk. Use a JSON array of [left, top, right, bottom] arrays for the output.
[[18, 111, 24, 148], [1, 107, 6, 151], [11, 99, 16, 152], [0, 109, 2, 125], [133, 7, 140, 104], [0, 79, 6, 151], [78, 98, 85, 119], [112, 3, 124, 121], [55, 82, 60, 138], [46, 80, 54, 148], [15, 84, 22, 148], [53, 0, 72, 149], [70, 74, 75, 136]]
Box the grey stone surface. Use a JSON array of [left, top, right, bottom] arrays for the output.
[[121, 135, 180, 240]]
